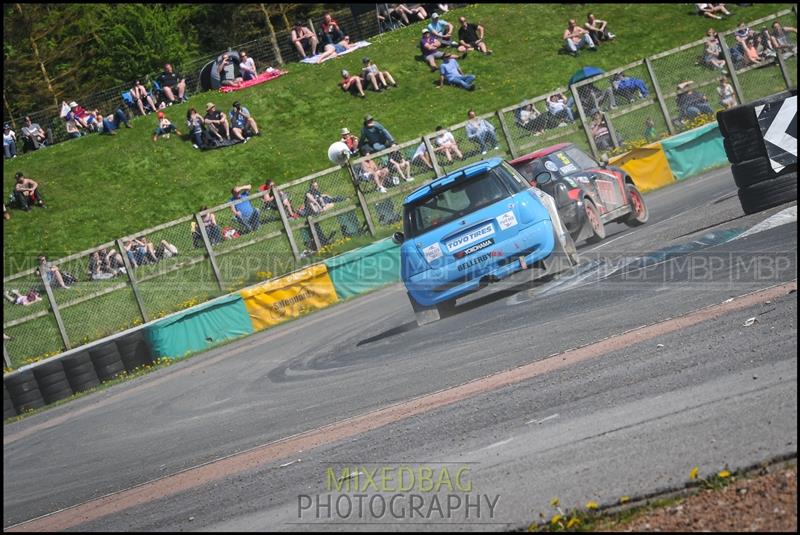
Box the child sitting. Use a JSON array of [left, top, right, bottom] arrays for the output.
[[153, 111, 182, 142]]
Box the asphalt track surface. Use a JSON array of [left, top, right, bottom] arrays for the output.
[[3, 167, 797, 531]]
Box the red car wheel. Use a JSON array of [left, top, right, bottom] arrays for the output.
[[624, 184, 649, 226]]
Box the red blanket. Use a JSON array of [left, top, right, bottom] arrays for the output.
[[219, 69, 288, 93]]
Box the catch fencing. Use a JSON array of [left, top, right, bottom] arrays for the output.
[[3, 7, 797, 369]]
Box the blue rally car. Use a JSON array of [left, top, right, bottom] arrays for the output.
[[393, 158, 578, 325]]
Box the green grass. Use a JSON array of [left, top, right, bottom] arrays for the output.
[[3, 3, 791, 270]]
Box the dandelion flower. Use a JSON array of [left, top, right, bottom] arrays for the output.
[[689, 466, 699, 480], [718, 470, 731, 479], [550, 514, 563, 525], [549, 497, 560, 507], [566, 517, 581, 529], [586, 501, 599, 510], [619, 496, 630, 504]]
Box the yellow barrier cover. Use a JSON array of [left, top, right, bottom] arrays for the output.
[[239, 263, 338, 331], [609, 142, 676, 193]]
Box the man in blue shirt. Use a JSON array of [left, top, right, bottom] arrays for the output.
[[228, 101, 260, 142], [438, 54, 475, 91], [229, 184, 261, 233], [427, 12, 455, 47]]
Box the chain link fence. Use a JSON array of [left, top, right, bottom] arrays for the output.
[[4, 7, 796, 369]]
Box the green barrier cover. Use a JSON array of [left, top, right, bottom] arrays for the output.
[[144, 294, 253, 359], [660, 122, 727, 181], [324, 238, 401, 300]]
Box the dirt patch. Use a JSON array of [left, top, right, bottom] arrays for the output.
[[602, 466, 797, 532]]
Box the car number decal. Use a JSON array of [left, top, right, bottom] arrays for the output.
[[496, 210, 518, 230], [445, 223, 495, 252]]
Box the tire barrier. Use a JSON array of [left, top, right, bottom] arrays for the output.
[[32, 359, 74, 405], [5, 369, 46, 413], [4, 381, 17, 420], [62, 350, 101, 393], [89, 343, 126, 382], [115, 330, 155, 372], [718, 90, 797, 215]]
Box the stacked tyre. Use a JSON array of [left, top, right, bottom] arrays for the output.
[[717, 90, 797, 215], [63, 350, 101, 393], [89, 343, 126, 382], [5, 369, 46, 413], [115, 331, 154, 373], [32, 359, 74, 404]]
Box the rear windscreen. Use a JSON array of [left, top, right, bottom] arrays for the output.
[[405, 168, 516, 238]]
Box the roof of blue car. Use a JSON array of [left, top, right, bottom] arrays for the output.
[[403, 157, 504, 205]]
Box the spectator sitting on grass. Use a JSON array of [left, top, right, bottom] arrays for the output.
[[14, 172, 45, 210], [92, 107, 132, 135], [427, 12, 455, 47], [465, 110, 499, 155], [392, 3, 428, 24], [564, 19, 596, 57], [186, 108, 205, 149], [438, 53, 475, 91], [612, 72, 649, 100], [718, 76, 737, 109], [420, 28, 445, 72], [741, 36, 763, 64], [359, 115, 396, 155], [585, 13, 615, 44], [21, 116, 48, 150], [229, 101, 260, 141], [389, 149, 414, 182], [412, 142, 434, 170], [156, 63, 187, 104], [359, 157, 391, 193], [516, 100, 545, 135], [204, 102, 230, 140], [361, 57, 397, 92], [591, 112, 613, 152], [321, 12, 346, 46], [239, 50, 257, 81], [4, 289, 42, 306], [230, 184, 261, 233], [305, 180, 340, 215], [696, 3, 732, 20], [153, 111, 181, 142], [340, 127, 360, 155], [259, 180, 301, 219], [702, 29, 728, 70], [341, 69, 366, 98], [88, 247, 125, 279], [316, 35, 356, 64], [291, 22, 319, 59], [130, 80, 157, 116], [64, 101, 93, 133], [37, 256, 72, 289], [3, 123, 17, 159], [734, 21, 754, 46], [547, 93, 574, 124], [769, 21, 797, 52], [457, 16, 492, 56], [676, 81, 714, 121], [218, 53, 244, 88], [192, 207, 223, 246], [433, 125, 463, 162]]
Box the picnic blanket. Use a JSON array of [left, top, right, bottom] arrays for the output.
[[219, 68, 288, 93], [300, 41, 371, 64]]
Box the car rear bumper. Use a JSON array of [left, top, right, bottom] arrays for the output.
[[406, 219, 555, 306]]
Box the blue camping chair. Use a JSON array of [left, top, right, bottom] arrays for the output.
[[121, 90, 155, 116]]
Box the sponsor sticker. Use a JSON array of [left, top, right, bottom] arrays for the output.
[[457, 253, 490, 272], [496, 210, 518, 231], [423, 242, 443, 262], [446, 223, 495, 252], [559, 163, 577, 174], [544, 161, 559, 172], [454, 238, 494, 259]]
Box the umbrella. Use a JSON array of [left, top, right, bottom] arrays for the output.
[[568, 66, 605, 86]]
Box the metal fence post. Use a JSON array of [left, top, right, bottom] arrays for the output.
[[194, 213, 225, 292], [345, 162, 377, 236], [422, 135, 445, 178], [307, 218, 323, 251], [273, 188, 302, 261], [718, 33, 745, 105], [495, 110, 516, 158], [604, 112, 620, 149], [775, 49, 793, 90], [570, 84, 600, 160], [115, 239, 149, 324], [4, 341, 12, 369], [645, 57, 676, 136], [38, 267, 70, 350]]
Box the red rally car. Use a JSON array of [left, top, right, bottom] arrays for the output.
[[509, 143, 649, 244]]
